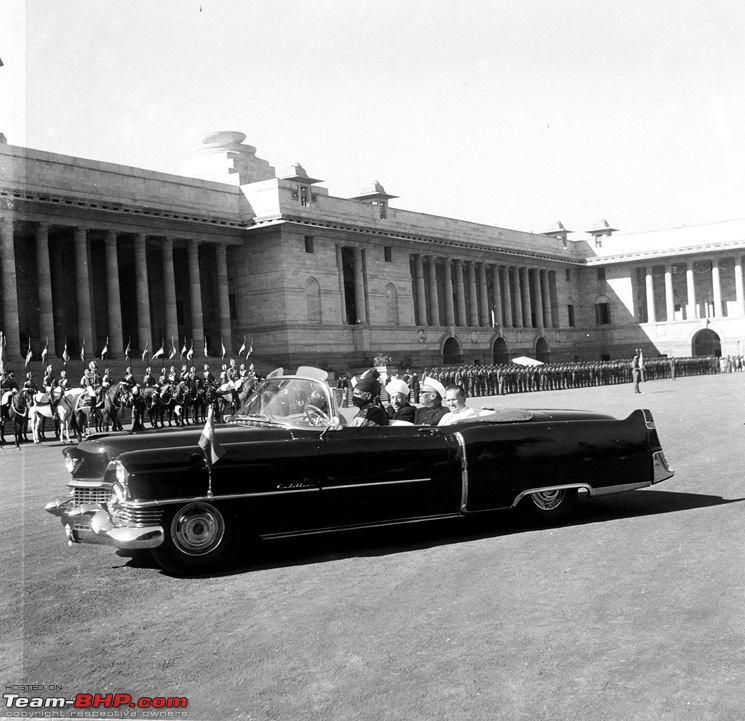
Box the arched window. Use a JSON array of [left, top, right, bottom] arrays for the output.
[[535, 337, 550, 363], [595, 294, 611, 326], [385, 283, 399, 325], [493, 337, 509, 364], [305, 277, 322, 323], [443, 337, 463, 365]]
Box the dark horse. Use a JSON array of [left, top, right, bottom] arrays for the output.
[[98, 382, 130, 432], [1, 388, 34, 447], [72, 388, 102, 441]]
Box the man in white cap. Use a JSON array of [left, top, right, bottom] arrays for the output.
[[414, 376, 450, 426], [438, 385, 479, 425], [384, 377, 415, 422]]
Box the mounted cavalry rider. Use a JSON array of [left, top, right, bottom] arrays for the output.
[[121, 366, 135, 387], [227, 358, 239, 382], [58, 370, 70, 391], [24, 372, 38, 391], [143, 367, 156, 387], [203, 364, 215, 386]]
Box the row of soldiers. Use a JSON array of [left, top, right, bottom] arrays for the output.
[[419, 356, 722, 397], [1, 358, 257, 398]]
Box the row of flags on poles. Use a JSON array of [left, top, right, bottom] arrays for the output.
[[1, 334, 254, 366]]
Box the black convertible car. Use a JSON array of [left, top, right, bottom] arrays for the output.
[[46, 367, 674, 574]]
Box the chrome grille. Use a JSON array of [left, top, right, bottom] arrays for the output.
[[112, 507, 163, 527], [73, 487, 111, 505]]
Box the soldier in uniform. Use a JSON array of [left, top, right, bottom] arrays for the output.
[[121, 366, 135, 387], [58, 370, 70, 391], [129, 384, 146, 432], [227, 359, 239, 382], [143, 367, 156, 387], [203, 364, 215, 386], [23, 372, 37, 391], [42, 365, 57, 392]]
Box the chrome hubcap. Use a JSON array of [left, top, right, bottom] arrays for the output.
[[171, 503, 225, 556], [531, 489, 566, 511]]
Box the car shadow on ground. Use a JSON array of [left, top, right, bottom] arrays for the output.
[[118, 489, 744, 577]]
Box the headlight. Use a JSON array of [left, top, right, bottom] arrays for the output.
[[64, 454, 82, 475], [107, 459, 130, 486]]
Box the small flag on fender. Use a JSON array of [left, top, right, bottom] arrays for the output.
[[198, 407, 225, 467]]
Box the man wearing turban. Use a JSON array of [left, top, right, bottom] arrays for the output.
[[350, 372, 388, 427], [413, 376, 450, 426]]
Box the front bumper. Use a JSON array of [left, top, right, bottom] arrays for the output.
[[45, 495, 163, 550]]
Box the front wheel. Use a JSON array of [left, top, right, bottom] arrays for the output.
[[150, 502, 239, 575], [519, 488, 577, 526]]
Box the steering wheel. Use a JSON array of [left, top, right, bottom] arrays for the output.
[[304, 404, 331, 426]]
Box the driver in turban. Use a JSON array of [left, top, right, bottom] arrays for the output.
[[350, 371, 388, 427]]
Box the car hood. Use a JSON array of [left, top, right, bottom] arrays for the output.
[[66, 423, 297, 481]]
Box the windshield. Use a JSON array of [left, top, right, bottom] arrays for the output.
[[234, 377, 334, 428]]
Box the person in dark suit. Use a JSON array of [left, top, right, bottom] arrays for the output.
[[414, 377, 450, 426], [384, 378, 415, 423]]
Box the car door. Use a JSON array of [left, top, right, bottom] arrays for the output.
[[317, 424, 459, 529]]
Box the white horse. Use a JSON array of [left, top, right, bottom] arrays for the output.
[[30, 387, 84, 444]]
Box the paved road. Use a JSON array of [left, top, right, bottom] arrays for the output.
[[2, 373, 745, 720]]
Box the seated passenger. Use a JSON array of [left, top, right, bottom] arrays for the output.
[[384, 378, 415, 423], [438, 385, 479, 425], [414, 377, 450, 426], [350, 375, 388, 427]]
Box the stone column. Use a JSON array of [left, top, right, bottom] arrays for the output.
[[74, 227, 95, 354], [454, 260, 467, 326], [533, 269, 544, 328], [0, 217, 20, 358], [353, 247, 367, 324], [540, 270, 551, 328], [664, 265, 675, 321], [491, 265, 503, 327], [414, 254, 427, 325], [501, 266, 513, 328], [443, 259, 455, 326], [215, 243, 232, 351], [686, 264, 696, 319], [711, 260, 722, 317], [187, 238, 205, 349], [104, 230, 124, 357], [645, 267, 656, 323], [466, 261, 478, 326], [427, 256, 440, 326], [511, 267, 523, 327], [477, 263, 489, 327], [336, 246, 348, 323], [161, 237, 179, 353], [134, 233, 152, 352], [35, 222, 56, 356], [735, 256, 745, 316], [548, 271, 558, 328], [520, 267, 532, 327]]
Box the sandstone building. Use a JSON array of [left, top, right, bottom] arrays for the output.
[[1, 130, 744, 369]]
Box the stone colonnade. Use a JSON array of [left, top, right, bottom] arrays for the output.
[[640, 256, 745, 322], [411, 254, 560, 329], [0, 216, 231, 359]]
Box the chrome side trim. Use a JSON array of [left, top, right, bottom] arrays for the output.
[[119, 487, 322, 509], [511, 484, 593, 508], [590, 481, 650, 496], [652, 451, 674, 484], [324, 478, 431, 491], [453, 432, 468, 512], [260, 512, 461, 540]]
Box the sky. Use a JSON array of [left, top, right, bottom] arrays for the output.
[[2, 0, 745, 236]]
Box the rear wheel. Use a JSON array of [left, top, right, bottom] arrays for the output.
[[519, 488, 577, 526], [150, 502, 239, 575]]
